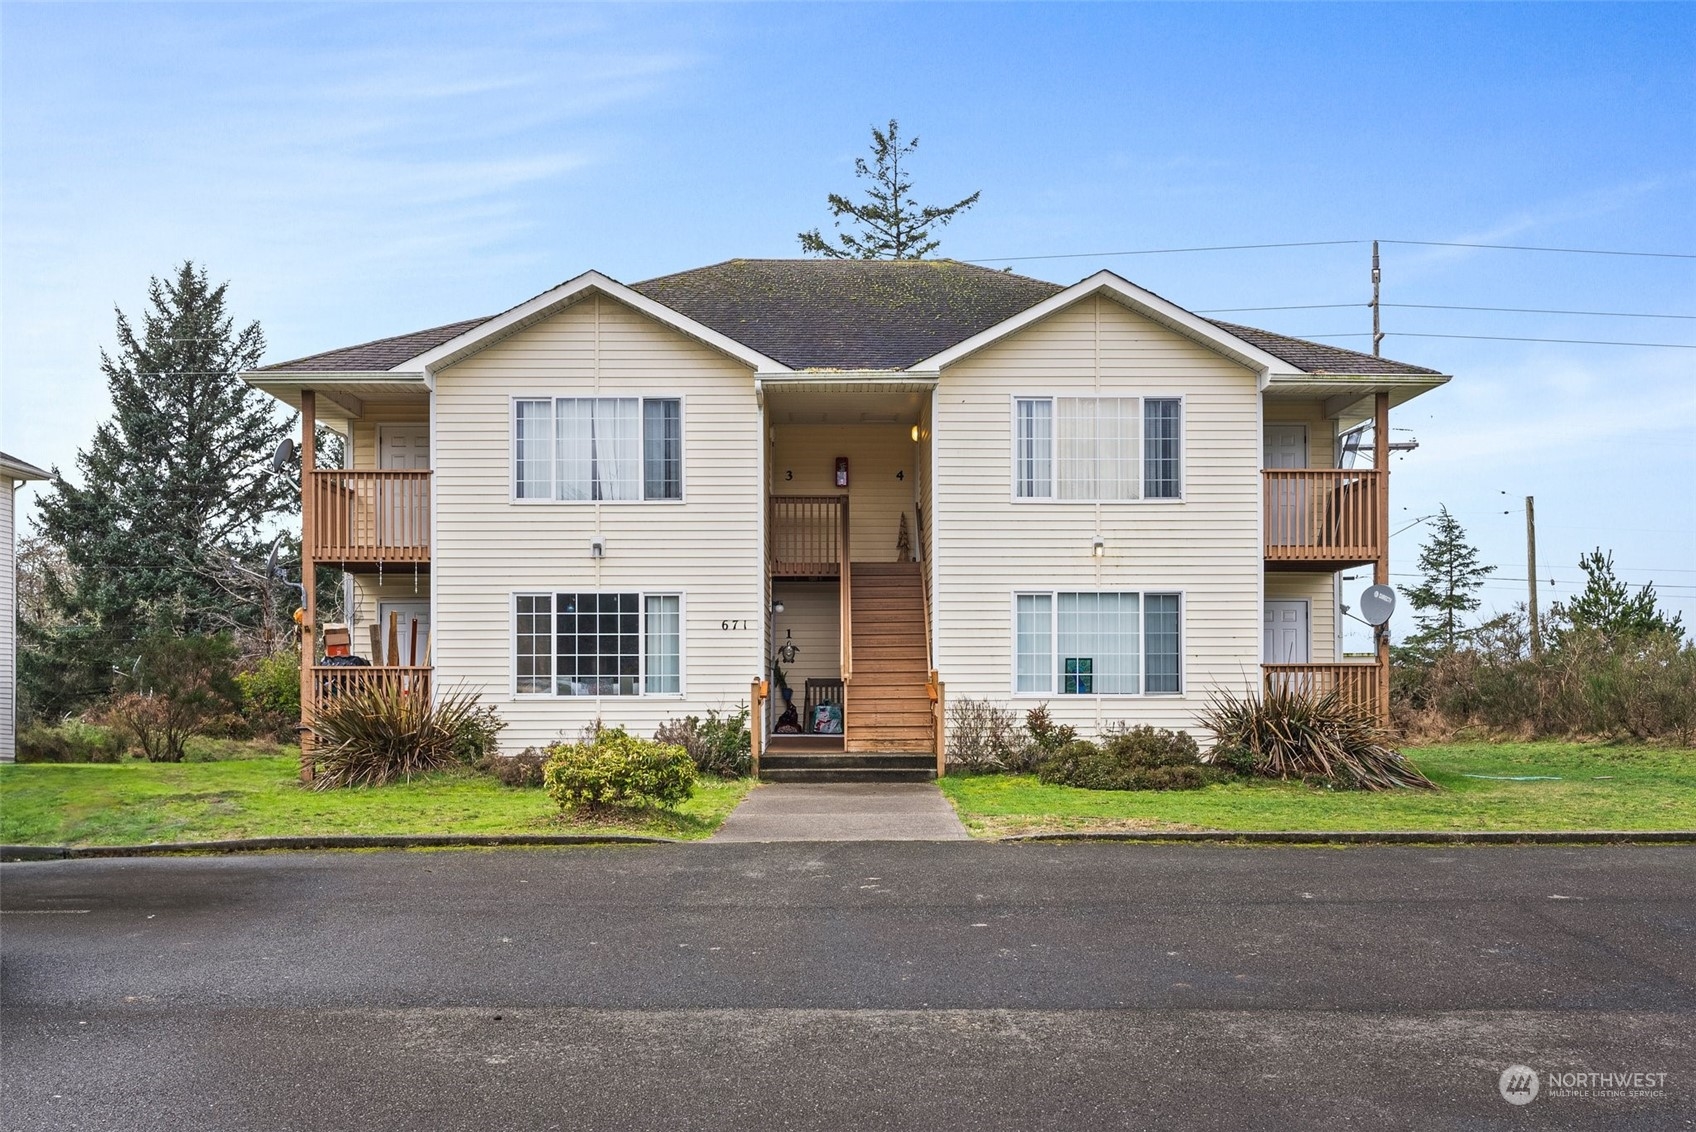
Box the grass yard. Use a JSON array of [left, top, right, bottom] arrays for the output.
[[939, 743, 1696, 837], [0, 756, 754, 846]]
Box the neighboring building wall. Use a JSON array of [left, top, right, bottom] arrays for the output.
[[1, 475, 15, 760], [931, 293, 1263, 738], [432, 293, 763, 751], [770, 424, 916, 564]]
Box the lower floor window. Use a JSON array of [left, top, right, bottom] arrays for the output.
[[515, 592, 681, 696], [1014, 590, 1183, 695]]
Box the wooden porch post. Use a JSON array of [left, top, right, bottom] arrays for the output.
[[298, 391, 317, 783], [1373, 391, 1391, 727], [750, 679, 765, 778]]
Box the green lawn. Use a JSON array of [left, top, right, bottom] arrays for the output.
[[0, 756, 754, 845], [939, 743, 1696, 837]]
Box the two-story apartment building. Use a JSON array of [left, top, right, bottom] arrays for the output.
[[245, 259, 1448, 778]]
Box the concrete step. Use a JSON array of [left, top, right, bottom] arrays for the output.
[[760, 766, 936, 784], [761, 752, 934, 772]]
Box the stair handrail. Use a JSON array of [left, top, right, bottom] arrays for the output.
[[914, 505, 933, 675], [838, 494, 852, 688]]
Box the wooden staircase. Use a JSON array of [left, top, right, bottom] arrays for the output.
[[845, 562, 935, 757]]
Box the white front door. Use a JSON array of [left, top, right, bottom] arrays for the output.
[[1264, 424, 1310, 546], [376, 601, 431, 666], [1264, 600, 1311, 664], [379, 424, 430, 470]]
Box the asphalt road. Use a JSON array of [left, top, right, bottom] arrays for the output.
[[3, 843, 1692, 1131]]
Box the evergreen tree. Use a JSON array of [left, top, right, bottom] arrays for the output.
[[1552, 548, 1685, 645], [29, 263, 294, 707], [1405, 505, 1495, 653], [798, 119, 980, 259]]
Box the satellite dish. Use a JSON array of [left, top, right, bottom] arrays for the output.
[[1359, 585, 1398, 627], [272, 437, 296, 474]]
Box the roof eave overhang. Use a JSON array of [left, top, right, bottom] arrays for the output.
[[241, 371, 429, 416], [1, 455, 51, 482], [1264, 371, 1451, 419], [910, 271, 1305, 386], [398, 271, 792, 385]]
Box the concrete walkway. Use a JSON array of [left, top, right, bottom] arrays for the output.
[[710, 782, 971, 842]]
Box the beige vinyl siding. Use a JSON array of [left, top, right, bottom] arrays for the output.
[[771, 580, 841, 689], [770, 424, 916, 564], [932, 294, 1262, 738], [1, 476, 15, 760], [1264, 572, 1338, 664], [432, 294, 762, 751]]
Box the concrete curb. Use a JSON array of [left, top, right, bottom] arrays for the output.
[[1000, 830, 1696, 846], [0, 833, 676, 861]]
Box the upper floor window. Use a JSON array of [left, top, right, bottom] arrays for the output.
[[514, 397, 682, 501], [1014, 396, 1181, 501]]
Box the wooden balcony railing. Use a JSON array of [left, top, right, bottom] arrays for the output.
[[311, 664, 432, 703], [770, 494, 846, 576], [308, 470, 431, 564], [1264, 469, 1382, 566], [1263, 663, 1380, 717]]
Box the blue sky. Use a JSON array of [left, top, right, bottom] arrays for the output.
[[3, 2, 1693, 641]]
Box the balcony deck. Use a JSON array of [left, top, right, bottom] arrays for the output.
[[1264, 468, 1382, 569], [307, 469, 431, 570], [1263, 662, 1381, 718]]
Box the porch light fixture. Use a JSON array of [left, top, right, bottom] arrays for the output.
[[910, 424, 920, 442], [772, 600, 785, 614], [1092, 537, 1106, 558], [590, 537, 605, 559]]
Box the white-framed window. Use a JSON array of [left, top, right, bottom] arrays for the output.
[[513, 397, 682, 501], [1013, 396, 1182, 500], [514, 592, 683, 696], [1013, 590, 1183, 695]]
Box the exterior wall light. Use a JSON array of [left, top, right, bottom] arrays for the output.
[[910, 424, 921, 442], [1092, 537, 1106, 558]]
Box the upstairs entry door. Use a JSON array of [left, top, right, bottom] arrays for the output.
[[378, 424, 430, 549]]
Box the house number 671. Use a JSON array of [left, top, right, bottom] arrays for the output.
[[721, 619, 752, 631]]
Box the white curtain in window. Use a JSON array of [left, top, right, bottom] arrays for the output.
[[644, 595, 681, 694], [1057, 592, 1140, 694], [557, 398, 640, 501], [515, 400, 553, 499], [1056, 397, 1139, 501], [1015, 399, 1052, 498], [1015, 593, 1053, 692]]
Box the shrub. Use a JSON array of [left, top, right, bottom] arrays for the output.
[[1024, 704, 1077, 758], [234, 650, 301, 738], [947, 698, 1035, 772], [543, 727, 697, 811], [654, 706, 752, 778], [1037, 726, 1220, 791], [475, 746, 548, 788], [15, 718, 126, 764], [1200, 685, 1436, 791], [104, 634, 241, 762], [312, 685, 507, 788]]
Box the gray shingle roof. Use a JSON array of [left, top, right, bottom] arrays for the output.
[[254, 260, 1444, 378], [1207, 320, 1443, 377], [631, 259, 1065, 370], [257, 317, 489, 373]]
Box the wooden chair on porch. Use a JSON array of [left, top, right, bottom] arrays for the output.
[[803, 678, 844, 732]]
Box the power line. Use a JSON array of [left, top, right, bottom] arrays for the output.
[[1380, 239, 1696, 260], [1299, 331, 1695, 349], [1198, 301, 1696, 320], [962, 240, 1367, 263]]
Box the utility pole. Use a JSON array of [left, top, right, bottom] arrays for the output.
[[1370, 240, 1383, 357], [1526, 495, 1541, 658]]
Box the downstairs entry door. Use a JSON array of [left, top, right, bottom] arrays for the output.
[[1264, 600, 1311, 664]]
